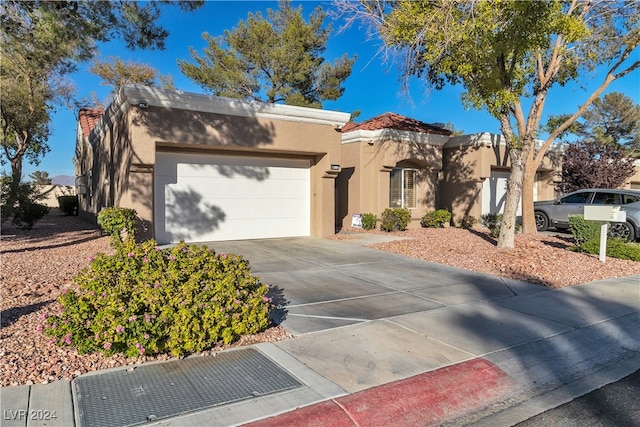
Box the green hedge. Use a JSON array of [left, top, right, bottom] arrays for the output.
[[58, 195, 78, 216], [568, 214, 601, 246], [420, 209, 451, 228], [577, 238, 640, 261], [361, 213, 377, 230]]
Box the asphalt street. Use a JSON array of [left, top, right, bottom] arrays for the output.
[[516, 369, 640, 427]]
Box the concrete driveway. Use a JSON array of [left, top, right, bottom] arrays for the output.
[[207, 235, 548, 335]]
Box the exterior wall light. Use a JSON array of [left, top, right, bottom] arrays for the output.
[[330, 164, 340, 171]]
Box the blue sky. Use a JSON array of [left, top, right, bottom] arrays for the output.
[[16, 0, 640, 179]]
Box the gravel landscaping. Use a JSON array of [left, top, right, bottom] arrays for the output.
[[2, 211, 639, 387]]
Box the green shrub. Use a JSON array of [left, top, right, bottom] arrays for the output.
[[43, 239, 273, 357], [568, 214, 601, 246], [420, 209, 451, 228], [458, 215, 477, 229], [1, 177, 49, 229], [361, 213, 377, 230], [380, 208, 411, 232], [98, 207, 138, 245], [577, 238, 640, 261], [58, 195, 78, 216], [480, 213, 520, 238]]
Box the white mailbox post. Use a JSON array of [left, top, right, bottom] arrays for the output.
[[583, 206, 627, 262]]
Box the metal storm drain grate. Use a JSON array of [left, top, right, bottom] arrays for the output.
[[73, 348, 302, 427]]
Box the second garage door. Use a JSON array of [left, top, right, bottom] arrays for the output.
[[154, 152, 310, 243], [481, 171, 537, 216]]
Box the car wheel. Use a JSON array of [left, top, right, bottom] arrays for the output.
[[608, 221, 635, 242], [535, 211, 549, 232]]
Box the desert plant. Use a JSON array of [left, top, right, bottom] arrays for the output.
[[361, 213, 377, 230], [458, 215, 477, 229], [98, 207, 138, 245], [481, 213, 520, 238], [58, 195, 78, 216], [1, 177, 49, 229], [568, 214, 602, 246], [420, 209, 451, 228], [43, 239, 274, 357], [380, 208, 411, 232]]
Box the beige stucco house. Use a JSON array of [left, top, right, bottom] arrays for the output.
[[74, 85, 350, 243], [75, 85, 564, 242]]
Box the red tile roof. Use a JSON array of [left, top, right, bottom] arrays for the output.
[[78, 108, 104, 137], [342, 112, 451, 136]]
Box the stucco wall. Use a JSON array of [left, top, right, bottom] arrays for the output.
[[623, 163, 640, 189], [440, 134, 563, 223], [337, 136, 443, 230]]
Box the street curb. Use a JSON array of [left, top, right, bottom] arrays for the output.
[[471, 353, 640, 426], [244, 358, 515, 427]]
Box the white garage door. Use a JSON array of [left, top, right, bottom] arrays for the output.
[[154, 152, 310, 243], [481, 171, 537, 216]]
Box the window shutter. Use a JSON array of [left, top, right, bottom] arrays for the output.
[[389, 169, 402, 207], [403, 169, 416, 208]]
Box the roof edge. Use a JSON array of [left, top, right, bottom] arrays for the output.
[[87, 85, 351, 146], [342, 128, 449, 146], [124, 85, 351, 126], [445, 132, 565, 152]]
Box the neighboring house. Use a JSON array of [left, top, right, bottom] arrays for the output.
[[337, 119, 562, 229], [624, 160, 640, 190], [336, 113, 451, 230], [74, 85, 350, 243], [440, 133, 562, 224], [35, 185, 76, 208]]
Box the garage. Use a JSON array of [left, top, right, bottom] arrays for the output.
[[154, 152, 310, 243], [481, 170, 537, 216]]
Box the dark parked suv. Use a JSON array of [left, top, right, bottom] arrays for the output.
[[534, 189, 640, 241]]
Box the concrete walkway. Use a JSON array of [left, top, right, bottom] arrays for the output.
[[2, 235, 639, 426]]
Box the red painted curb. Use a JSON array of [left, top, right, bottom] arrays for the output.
[[243, 358, 514, 427], [245, 400, 355, 427], [339, 358, 514, 426]]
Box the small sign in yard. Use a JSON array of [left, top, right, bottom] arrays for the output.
[[351, 214, 363, 228]]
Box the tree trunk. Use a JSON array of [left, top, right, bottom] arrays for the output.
[[497, 148, 523, 249], [521, 161, 538, 235], [10, 156, 23, 194]]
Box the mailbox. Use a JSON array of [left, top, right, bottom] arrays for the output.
[[583, 205, 626, 223]]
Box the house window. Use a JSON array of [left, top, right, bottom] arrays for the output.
[[389, 168, 417, 208]]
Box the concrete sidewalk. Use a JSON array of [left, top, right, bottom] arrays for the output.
[[2, 236, 639, 427]]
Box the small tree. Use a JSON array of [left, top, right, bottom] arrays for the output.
[[559, 141, 635, 193], [1, 176, 49, 229], [28, 170, 52, 185], [90, 56, 175, 93], [580, 92, 640, 154], [1, 1, 203, 190], [178, 0, 355, 108]]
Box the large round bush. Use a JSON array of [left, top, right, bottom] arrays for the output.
[[44, 240, 273, 357]]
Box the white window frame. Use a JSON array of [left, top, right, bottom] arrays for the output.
[[389, 168, 417, 209]]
